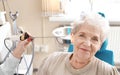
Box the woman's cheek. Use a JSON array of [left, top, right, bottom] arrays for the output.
[[91, 45, 99, 56]]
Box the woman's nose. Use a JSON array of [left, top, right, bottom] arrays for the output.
[[83, 39, 91, 46]]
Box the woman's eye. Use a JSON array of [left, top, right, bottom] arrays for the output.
[[79, 34, 84, 37], [92, 37, 98, 42]]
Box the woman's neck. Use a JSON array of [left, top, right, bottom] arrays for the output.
[[69, 54, 90, 69]]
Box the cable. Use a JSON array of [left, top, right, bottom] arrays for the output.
[[25, 40, 34, 75], [4, 38, 13, 53], [0, 38, 14, 64], [23, 55, 30, 75]]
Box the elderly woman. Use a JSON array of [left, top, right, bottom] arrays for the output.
[[0, 34, 32, 75], [37, 12, 120, 75]]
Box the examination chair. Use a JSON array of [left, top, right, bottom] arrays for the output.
[[68, 39, 114, 65]]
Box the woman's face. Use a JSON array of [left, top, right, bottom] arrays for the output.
[[71, 24, 102, 61]]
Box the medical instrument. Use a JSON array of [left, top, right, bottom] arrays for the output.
[[6, 32, 32, 41]]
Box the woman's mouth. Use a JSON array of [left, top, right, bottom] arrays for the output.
[[79, 48, 90, 52]]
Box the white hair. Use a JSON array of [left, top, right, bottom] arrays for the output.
[[71, 12, 110, 42]]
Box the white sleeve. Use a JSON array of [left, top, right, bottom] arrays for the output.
[[0, 54, 20, 75]]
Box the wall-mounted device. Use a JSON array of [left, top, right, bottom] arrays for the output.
[[52, 25, 72, 40], [52, 25, 72, 44]]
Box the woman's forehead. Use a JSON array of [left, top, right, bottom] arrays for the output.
[[77, 24, 101, 36]]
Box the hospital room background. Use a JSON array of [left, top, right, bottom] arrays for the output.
[[0, 0, 120, 75]]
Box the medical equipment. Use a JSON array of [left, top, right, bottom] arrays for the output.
[[6, 32, 31, 41], [52, 25, 72, 45]]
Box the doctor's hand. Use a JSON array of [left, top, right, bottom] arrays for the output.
[[12, 37, 33, 59]]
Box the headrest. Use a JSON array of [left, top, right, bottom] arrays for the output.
[[100, 39, 108, 51]]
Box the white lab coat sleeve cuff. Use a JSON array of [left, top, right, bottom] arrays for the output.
[[0, 53, 20, 75]]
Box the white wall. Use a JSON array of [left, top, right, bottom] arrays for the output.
[[107, 26, 120, 64]]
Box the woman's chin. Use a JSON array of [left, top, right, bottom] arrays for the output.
[[77, 51, 91, 60]]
